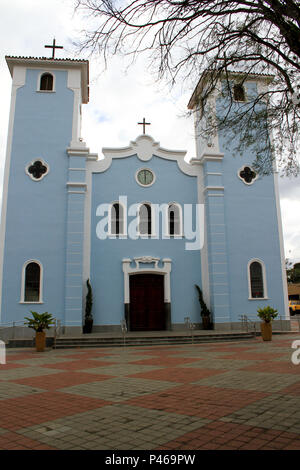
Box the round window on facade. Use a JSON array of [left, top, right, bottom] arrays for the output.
[[136, 168, 155, 187]]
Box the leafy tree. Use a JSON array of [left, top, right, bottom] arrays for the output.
[[74, 0, 300, 175], [286, 259, 300, 283]]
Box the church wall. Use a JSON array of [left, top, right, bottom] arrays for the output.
[[89, 155, 202, 329], [1, 68, 74, 324], [215, 81, 287, 323]]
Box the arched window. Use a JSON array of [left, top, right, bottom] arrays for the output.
[[233, 84, 246, 102], [110, 202, 124, 236], [23, 261, 42, 302], [249, 260, 265, 299], [40, 73, 54, 91], [168, 203, 182, 236], [139, 203, 152, 236]]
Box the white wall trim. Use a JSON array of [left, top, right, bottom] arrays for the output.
[[237, 165, 258, 185], [137, 202, 156, 238], [273, 171, 290, 318], [108, 201, 127, 237], [20, 259, 44, 303], [67, 69, 83, 147], [25, 158, 49, 181], [247, 258, 268, 300], [164, 202, 183, 238], [36, 71, 56, 92], [0, 66, 26, 322], [122, 257, 172, 303]]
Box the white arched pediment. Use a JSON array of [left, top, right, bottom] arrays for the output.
[[89, 134, 199, 176]]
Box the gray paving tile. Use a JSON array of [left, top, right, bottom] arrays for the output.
[[0, 366, 64, 381], [193, 370, 300, 392], [59, 376, 180, 402], [18, 404, 209, 450], [0, 381, 45, 399], [84, 363, 163, 376], [221, 394, 300, 433]]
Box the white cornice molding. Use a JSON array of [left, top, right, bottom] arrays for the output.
[[204, 186, 224, 192], [190, 152, 224, 165], [67, 145, 90, 157], [91, 134, 199, 176]]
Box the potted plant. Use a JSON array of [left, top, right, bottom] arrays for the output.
[[83, 279, 93, 334], [257, 306, 278, 341], [195, 284, 212, 330], [24, 311, 55, 352]]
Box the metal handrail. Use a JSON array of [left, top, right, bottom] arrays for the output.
[[239, 315, 257, 336], [0, 320, 27, 329], [0, 319, 59, 342]]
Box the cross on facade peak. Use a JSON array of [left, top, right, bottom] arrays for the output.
[[138, 118, 151, 134], [44, 38, 63, 59]]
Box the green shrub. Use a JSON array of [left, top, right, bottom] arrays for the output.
[[24, 311, 55, 332], [257, 306, 278, 323]]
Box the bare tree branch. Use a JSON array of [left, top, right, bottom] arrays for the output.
[[74, 0, 300, 175]]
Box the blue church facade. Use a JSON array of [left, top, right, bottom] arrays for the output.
[[0, 55, 289, 334]]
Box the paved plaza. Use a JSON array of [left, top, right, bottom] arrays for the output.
[[0, 334, 299, 450]]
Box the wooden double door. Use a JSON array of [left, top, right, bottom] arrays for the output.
[[129, 274, 165, 331]]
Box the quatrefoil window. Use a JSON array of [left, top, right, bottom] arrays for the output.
[[238, 165, 257, 185], [26, 159, 49, 181]]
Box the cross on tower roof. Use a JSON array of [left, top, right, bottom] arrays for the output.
[[44, 38, 63, 59], [138, 118, 151, 134]]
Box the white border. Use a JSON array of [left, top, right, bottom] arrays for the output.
[[237, 165, 258, 185], [108, 201, 127, 237], [37, 71, 56, 92], [20, 259, 44, 304], [135, 168, 156, 187], [165, 202, 183, 238], [0, 66, 26, 322], [122, 257, 172, 304], [25, 158, 49, 181], [233, 82, 248, 103], [137, 202, 156, 238], [247, 258, 268, 300]]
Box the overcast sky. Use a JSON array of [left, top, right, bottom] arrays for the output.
[[0, 0, 299, 263]]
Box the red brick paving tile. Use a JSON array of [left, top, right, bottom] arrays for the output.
[[0, 391, 112, 431], [135, 348, 183, 355], [5, 353, 44, 361], [131, 357, 201, 366], [223, 352, 286, 361], [11, 371, 115, 390], [159, 421, 300, 450], [0, 431, 57, 450], [127, 367, 226, 383], [126, 384, 268, 419], [202, 346, 253, 353], [280, 381, 300, 396], [241, 360, 300, 374], [62, 351, 113, 360], [270, 338, 300, 347], [40, 359, 114, 370], [0, 362, 29, 371]]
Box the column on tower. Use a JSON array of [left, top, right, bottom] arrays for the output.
[[64, 145, 89, 333], [202, 155, 231, 327]]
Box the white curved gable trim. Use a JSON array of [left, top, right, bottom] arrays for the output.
[[90, 134, 199, 176]]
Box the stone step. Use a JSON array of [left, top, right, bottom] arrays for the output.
[[53, 332, 255, 349]]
